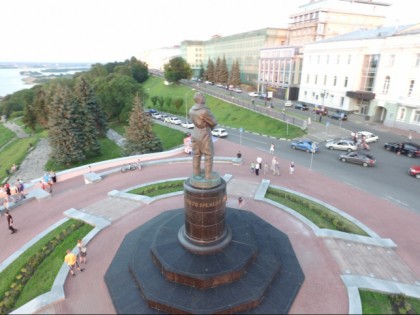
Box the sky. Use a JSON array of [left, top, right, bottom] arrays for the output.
[[0, 0, 418, 64]]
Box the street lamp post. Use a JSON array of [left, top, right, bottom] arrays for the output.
[[319, 90, 328, 122]]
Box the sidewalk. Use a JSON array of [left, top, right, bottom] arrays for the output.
[[1, 139, 420, 314]]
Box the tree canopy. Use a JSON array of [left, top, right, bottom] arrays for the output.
[[163, 57, 192, 84]]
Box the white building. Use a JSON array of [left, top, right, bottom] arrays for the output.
[[138, 46, 181, 72], [299, 24, 420, 132]]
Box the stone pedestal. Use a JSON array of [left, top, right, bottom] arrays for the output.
[[178, 173, 232, 255]]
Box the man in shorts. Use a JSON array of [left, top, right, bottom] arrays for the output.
[[64, 249, 85, 277]]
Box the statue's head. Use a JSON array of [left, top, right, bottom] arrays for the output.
[[194, 92, 206, 105]]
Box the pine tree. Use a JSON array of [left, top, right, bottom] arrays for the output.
[[124, 94, 163, 155], [48, 85, 85, 165], [205, 58, 215, 83], [229, 59, 241, 87], [74, 77, 100, 155], [220, 56, 229, 85], [215, 57, 221, 83]]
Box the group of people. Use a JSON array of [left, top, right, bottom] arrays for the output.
[[249, 155, 295, 176], [351, 132, 370, 150], [64, 239, 88, 277], [40, 170, 57, 193]]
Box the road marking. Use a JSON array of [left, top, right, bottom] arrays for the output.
[[381, 194, 408, 207]]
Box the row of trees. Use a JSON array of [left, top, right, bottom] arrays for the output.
[[203, 56, 241, 87]]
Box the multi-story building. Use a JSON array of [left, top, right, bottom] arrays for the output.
[[181, 28, 288, 85], [299, 24, 420, 132], [180, 40, 204, 78], [257, 0, 390, 100], [138, 46, 181, 72]]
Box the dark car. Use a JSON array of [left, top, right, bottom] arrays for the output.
[[328, 112, 348, 120], [383, 142, 420, 158], [145, 108, 157, 116], [294, 103, 309, 111], [313, 107, 328, 116], [339, 151, 376, 167], [408, 165, 420, 179]]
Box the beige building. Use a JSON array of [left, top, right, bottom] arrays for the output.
[[258, 0, 390, 100], [138, 46, 181, 72], [180, 40, 204, 78], [299, 24, 420, 132]]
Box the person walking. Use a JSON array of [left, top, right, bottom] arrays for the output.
[[238, 196, 243, 208], [269, 143, 275, 154], [274, 157, 280, 176], [64, 249, 85, 277], [77, 239, 88, 264], [5, 211, 17, 234], [290, 161, 295, 175], [255, 161, 260, 176], [263, 163, 269, 175]]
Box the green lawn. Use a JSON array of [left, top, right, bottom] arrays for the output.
[[0, 123, 16, 148]]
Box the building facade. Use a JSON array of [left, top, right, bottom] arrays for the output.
[[180, 40, 204, 78], [299, 24, 420, 132]]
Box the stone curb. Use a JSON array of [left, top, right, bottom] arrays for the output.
[[10, 209, 111, 315]]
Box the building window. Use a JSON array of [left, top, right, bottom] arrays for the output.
[[306, 74, 310, 84], [388, 55, 395, 67], [326, 55, 329, 64], [416, 54, 420, 67], [315, 75, 318, 84], [382, 76, 391, 94], [397, 107, 406, 121], [360, 54, 379, 92], [413, 110, 420, 124], [340, 97, 344, 107], [333, 76, 337, 86], [324, 75, 327, 85], [337, 55, 340, 64], [317, 55, 320, 64], [344, 76, 348, 88], [347, 54, 352, 64], [408, 80, 415, 97]]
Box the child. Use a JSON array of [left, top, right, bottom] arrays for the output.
[[250, 162, 255, 173], [290, 161, 295, 175]]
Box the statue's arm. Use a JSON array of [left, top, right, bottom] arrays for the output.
[[203, 109, 218, 129]]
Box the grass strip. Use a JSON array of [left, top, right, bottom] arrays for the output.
[[265, 186, 368, 236], [128, 180, 185, 197], [360, 290, 420, 314]]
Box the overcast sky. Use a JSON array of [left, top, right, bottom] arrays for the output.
[[0, 0, 417, 63]]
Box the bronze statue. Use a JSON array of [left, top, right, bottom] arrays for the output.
[[189, 92, 218, 180]]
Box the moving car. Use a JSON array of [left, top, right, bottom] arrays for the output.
[[294, 103, 309, 111], [339, 151, 376, 167], [181, 121, 194, 129], [284, 101, 293, 107], [328, 112, 348, 120], [408, 165, 420, 178], [325, 139, 357, 152], [384, 142, 420, 158], [145, 108, 157, 116], [167, 117, 182, 125], [160, 114, 169, 121], [151, 112, 162, 119], [248, 91, 259, 97], [313, 107, 328, 116], [232, 88, 242, 93], [290, 139, 319, 153], [211, 128, 228, 138], [356, 131, 379, 143]]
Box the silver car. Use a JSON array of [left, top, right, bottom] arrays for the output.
[[325, 139, 357, 152]]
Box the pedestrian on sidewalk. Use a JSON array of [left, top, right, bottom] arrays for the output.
[[64, 249, 85, 277], [238, 196, 243, 208], [77, 239, 88, 264], [5, 211, 17, 234], [250, 162, 255, 173], [269, 143, 275, 154], [408, 133, 412, 142], [255, 161, 260, 176], [263, 163, 269, 175], [290, 161, 295, 175]]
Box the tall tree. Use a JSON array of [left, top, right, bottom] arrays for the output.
[[164, 57, 192, 84], [229, 59, 241, 87], [215, 57, 222, 83], [129, 56, 149, 83], [48, 85, 85, 165], [219, 56, 229, 85], [205, 58, 215, 83], [124, 94, 163, 155]]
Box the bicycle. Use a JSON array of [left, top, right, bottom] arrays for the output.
[[120, 163, 138, 173]]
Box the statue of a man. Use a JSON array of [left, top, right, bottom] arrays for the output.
[[189, 92, 218, 180]]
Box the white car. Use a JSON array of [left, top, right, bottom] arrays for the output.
[[325, 139, 357, 152], [233, 88, 242, 93], [168, 117, 182, 125], [151, 113, 162, 119], [181, 121, 194, 129], [211, 128, 228, 138], [284, 101, 293, 107], [248, 92, 259, 97], [356, 131, 379, 143]]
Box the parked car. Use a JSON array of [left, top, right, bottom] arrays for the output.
[[248, 91, 259, 97], [384, 142, 420, 158], [313, 107, 328, 115], [167, 117, 182, 125], [232, 88, 242, 93], [328, 112, 348, 120], [408, 165, 420, 178], [160, 114, 169, 121], [294, 103, 309, 111], [181, 120, 194, 129], [284, 101, 293, 107], [211, 128, 228, 138], [339, 151, 376, 167], [151, 112, 162, 119], [356, 131, 379, 143], [290, 139, 319, 153], [325, 139, 357, 152], [145, 108, 157, 116]]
